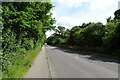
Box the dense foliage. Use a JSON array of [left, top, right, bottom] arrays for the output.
[[2, 2, 55, 78], [47, 9, 120, 58], [0, 3, 2, 78]]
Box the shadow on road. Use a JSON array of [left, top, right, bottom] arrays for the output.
[[51, 46, 119, 64]]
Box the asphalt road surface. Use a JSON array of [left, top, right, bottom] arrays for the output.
[[45, 45, 118, 78]]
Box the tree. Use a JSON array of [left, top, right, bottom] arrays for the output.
[[46, 9, 120, 58], [67, 26, 80, 45], [103, 21, 120, 49], [114, 9, 120, 20], [56, 26, 65, 36], [47, 26, 70, 45], [2, 2, 55, 77], [106, 16, 112, 22], [82, 22, 105, 47]]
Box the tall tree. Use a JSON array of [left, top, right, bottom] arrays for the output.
[[114, 9, 120, 20]]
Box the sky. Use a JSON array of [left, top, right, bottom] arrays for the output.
[[46, 0, 120, 37]]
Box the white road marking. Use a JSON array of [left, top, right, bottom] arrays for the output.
[[75, 56, 79, 59]]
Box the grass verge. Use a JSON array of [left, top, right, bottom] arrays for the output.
[[2, 46, 42, 78]]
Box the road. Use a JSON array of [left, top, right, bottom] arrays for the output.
[[45, 45, 118, 78]]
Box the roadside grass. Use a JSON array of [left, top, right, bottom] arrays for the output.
[[2, 46, 42, 78], [59, 45, 119, 60]]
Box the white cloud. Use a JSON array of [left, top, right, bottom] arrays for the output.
[[46, 30, 55, 38], [55, 15, 107, 29], [51, 0, 119, 25], [52, 0, 119, 10], [56, 16, 80, 28], [89, 0, 118, 11], [53, 0, 84, 7]]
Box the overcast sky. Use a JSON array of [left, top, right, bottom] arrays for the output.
[[46, 0, 120, 37]]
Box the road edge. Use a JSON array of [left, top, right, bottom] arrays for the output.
[[44, 46, 52, 79]]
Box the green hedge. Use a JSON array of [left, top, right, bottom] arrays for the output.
[[1, 2, 55, 78]]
